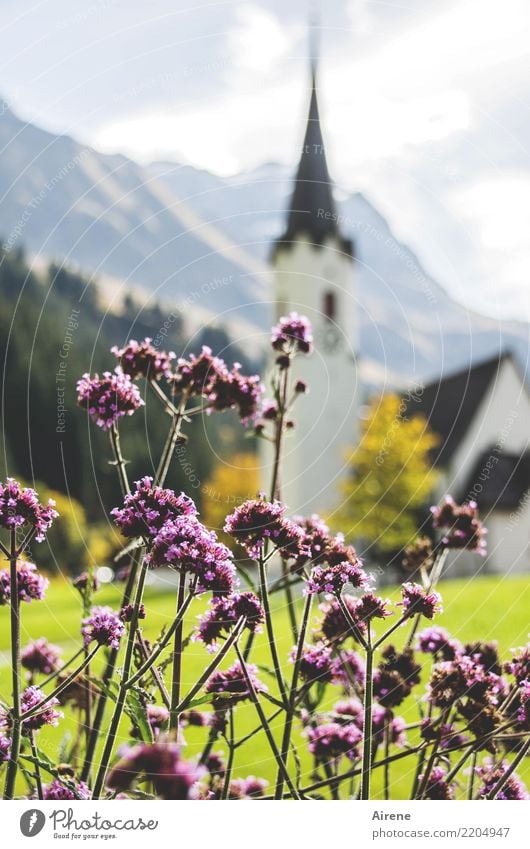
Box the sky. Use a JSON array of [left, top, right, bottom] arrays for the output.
[[1, 0, 530, 320]]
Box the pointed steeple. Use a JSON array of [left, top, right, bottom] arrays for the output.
[[275, 49, 352, 255]]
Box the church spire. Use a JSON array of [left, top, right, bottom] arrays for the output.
[[275, 21, 352, 255]]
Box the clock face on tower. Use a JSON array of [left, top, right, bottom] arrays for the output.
[[317, 321, 343, 353]]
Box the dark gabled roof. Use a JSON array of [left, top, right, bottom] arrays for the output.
[[273, 69, 353, 257], [405, 352, 514, 467], [458, 451, 530, 510]]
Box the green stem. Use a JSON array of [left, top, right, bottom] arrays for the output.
[[235, 644, 301, 800], [155, 395, 187, 487], [92, 557, 148, 799], [4, 530, 21, 800], [486, 735, 530, 799], [360, 627, 374, 800], [20, 646, 99, 721], [258, 553, 288, 708], [220, 709, 235, 800], [109, 423, 130, 497], [169, 573, 186, 732], [30, 733, 43, 800], [274, 592, 312, 799]]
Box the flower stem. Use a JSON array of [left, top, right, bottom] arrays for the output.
[[92, 557, 148, 799], [220, 709, 235, 800], [486, 735, 530, 799], [30, 733, 43, 800], [20, 646, 99, 721], [274, 592, 312, 799], [258, 553, 288, 708], [4, 530, 21, 800], [405, 549, 448, 649], [360, 627, 374, 800], [169, 573, 186, 732], [109, 423, 130, 497], [155, 394, 187, 487]]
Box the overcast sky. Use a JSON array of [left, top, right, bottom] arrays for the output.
[[2, 0, 530, 320]]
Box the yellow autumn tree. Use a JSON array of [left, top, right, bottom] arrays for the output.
[[201, 453, 261, 541], [335, 394, 440, 552]]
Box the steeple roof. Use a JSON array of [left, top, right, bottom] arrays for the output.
[[274, 66, 353, 256]]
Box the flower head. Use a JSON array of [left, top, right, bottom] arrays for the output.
[[42, 778, 91, 800], [106, 741, 204, 799], [431, 496, 486, 554], [227, 776, 268, 799], [21, 638, 62, 675], [0, 478, 57, 542], [402, 537, 434, 574], [76, 369, 144, 430], [111, 477, 197, 539], [306, 560, 369, 596], [331, 650, 366, 689], [306, 721, 362, 763], [111, 338, 175, 381], [223, 496, 287, 559], [20, 686, 62, 731], [196, 592, 264, 649], [476, 759, 529, 800], [416, 626, 461, 660], [318, 596, 366, 645], [0, 562, 48, 605], [81, 606, 125, 650], [0, 734, 11, 765], [293, 643, 334, 684], [504, 641, 530, 684], [516, 680, 530, 729], [421, 766, 456, 799], [271, 312, 313, 355], [400, 582, 443, 620], [205, 661, 267, 709]]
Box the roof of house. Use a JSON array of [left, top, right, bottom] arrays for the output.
[[273, 69, 353, 257], [406, 352, 513, 467], [458, 450, 530, 510]]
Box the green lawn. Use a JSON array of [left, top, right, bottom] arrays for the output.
[[1, 572, 529, 798]]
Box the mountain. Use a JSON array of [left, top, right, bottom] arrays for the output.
[[1, 99, 528, 386]]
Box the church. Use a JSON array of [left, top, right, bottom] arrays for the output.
[[268, 59, 530, 577]]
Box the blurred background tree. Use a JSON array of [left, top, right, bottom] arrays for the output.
[[335, 394, 440, 555], [201, 452, 260, 543]]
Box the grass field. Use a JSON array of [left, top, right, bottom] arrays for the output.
[[1, 572, 529, 799]]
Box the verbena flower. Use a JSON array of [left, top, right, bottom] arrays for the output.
[[196, 592, 264, 650], [147, 517, 236, 595], [431, 496, 487, 554], [318, 597, 367, 645], [227, 776, 268, 799], [106, 742, 204, 800], [516, 680, 530, 729], [355, 592, 393, 625], [371, 706, 408, 748], [205, 661, 267, 709], [504, 640, 530, 684], [0, 478, 58, 542], [111, 477, 197, 539], [20, 686, 62, 731], [0, 734, 11, 765], [373, 669, 411, 708], [420, 718, 468, 750], [171, 346, 226, 396], [111, 338, 175, 381], [380, 645, 422, 688], [306, 560, 369, 596], [144, 705, 169, 738], [223, 496, 287, 559], [427, 658, 471, 708], [76, 369, 144, 430], [72, 571, 99, 594], [421, 766, 456, 800], [120, 602, 146, 622], [42, 778, 91, 800], [476, 759, 529, 800], [0, 562, 49, 605], [331, 650, 366, 689], [21, 638, 62, 675], [402, 537, 434, 573], [293, 643, 334, 684], [291, 516, 359, 573], [271, 312, 313, 355], [464, 641, 502, 675], [306, 721, 362, 763], [81, 606, 125, 649], [400, 583, 443, 620], [416, 626, 461, 660]]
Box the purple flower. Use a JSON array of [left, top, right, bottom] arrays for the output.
[[76, 369, 144, 430], [260, 400, 279, 420], [271, 312, 313, 355], [0, 562, 48, 605], [106, 742, 204, 799], [318, 596, 367, 645], [427, 658, 472, 708], [400, 582, 443, 620], [505, 641, 530, 684], [292, 643, 334, 684], [306, 721, 362, 763], [402, 537, 434, 573], [421, 719, 468, 750], [111, 338, 175, 381], [205, 661, 267, 708], [0, 478, 58, 543], [380, 645, 422, 687], [355, 592, 393, 624], [228, 776, 268, 799], [421, 766, 456, 799], [81, 606, 125, 649], [331, 650, 366, 689], [333, 698, 363, 724], [20, 686, 62, 731], [171, 346, 227, 396], [431, 496, 487, 554], [148, 517, 237, 595], [120, 603, 146, 622], [476, 759, 529, 800], [306, 560, 369, 596], [72, 571, 100, 594], [292, 516, 359, 573], [416, 626, 462, 660], [223, 496, 287, 559], [373, 669, 411, 708], [112, 477, 197, 540], [21, 638, 62, 675], [516, 680, 530, 729], [196, 593, 264, 649], [42, 778, 91, 800], [0, 734, 11, 765]]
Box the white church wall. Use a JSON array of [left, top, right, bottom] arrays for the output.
[[266, 235, 359, 516]]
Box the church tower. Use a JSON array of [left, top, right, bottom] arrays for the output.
[[270, 58, 359, 516]]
